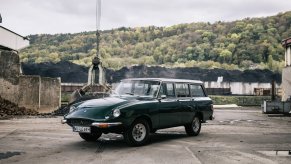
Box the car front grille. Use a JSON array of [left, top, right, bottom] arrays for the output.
[[67, 119, 94, 126]]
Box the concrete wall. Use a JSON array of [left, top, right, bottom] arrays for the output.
[[18, 75, 40, 110], [18, 76, 61, 113], [282, 67, 291, 101], [0, 50, 61, 113], [40, 77, 61, 113], [204, 81, 280, 95], [0, 78, 19, 103]]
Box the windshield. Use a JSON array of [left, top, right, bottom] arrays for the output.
[[114, 80, 160, 98]]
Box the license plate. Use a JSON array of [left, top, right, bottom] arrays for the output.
[[73, 126, 91, 133]]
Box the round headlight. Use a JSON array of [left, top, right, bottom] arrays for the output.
[[69, 106, 77, 113], [113, 109, 121, 117]]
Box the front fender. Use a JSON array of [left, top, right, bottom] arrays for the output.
[[118, 101, 159, 128]]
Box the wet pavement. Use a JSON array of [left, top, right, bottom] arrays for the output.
[[0, 107, 291, 164]]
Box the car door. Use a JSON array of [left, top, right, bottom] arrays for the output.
[[176, 83, 194, 125], [158, 82, 181, 128]]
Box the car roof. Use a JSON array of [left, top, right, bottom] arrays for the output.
[[121, 78, 203, 84]]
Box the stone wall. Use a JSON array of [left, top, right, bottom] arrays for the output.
[[282, 67, 291, 101], [0, 50, 61, 113]]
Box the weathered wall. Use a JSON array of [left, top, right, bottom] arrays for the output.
[[18, 75, 40, 110], [0, 50, 20, 103], [282, 67, 291, 101], [40, 77, 61, 113], [0, 78, 19, 103], [0, 50, 21, 85], [0, 50, 61, 113]]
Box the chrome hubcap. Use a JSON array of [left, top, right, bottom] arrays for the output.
[[192, 117, 200, 132], [132, 123, 146, 142]]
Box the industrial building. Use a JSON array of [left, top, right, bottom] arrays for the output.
[[282, 37, 291, 101], [0, 23, 61, 113]]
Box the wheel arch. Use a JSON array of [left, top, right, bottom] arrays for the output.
[[195, 112, 204, 122], [133, 115, 153, 131]]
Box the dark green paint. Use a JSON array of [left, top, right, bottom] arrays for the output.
[[65, 79, 213, 133]]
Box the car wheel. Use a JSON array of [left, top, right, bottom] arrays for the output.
[[185, 115, 201, 136], [79, 132, 102, 142], [123, 119, 150, 146]]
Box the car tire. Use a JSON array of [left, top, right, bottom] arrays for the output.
[[185, 115, 201, 136], [123, 119, 150, 146], [79, 132, 102, 142]]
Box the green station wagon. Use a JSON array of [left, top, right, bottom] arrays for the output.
[[62, 78, 214, 146]]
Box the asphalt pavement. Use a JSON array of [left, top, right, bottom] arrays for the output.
[[0, 107, 291, 164]]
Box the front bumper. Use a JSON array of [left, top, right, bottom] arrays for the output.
[[62, 119, 122, 127], [61, 119, 126, 134], [61, 119, 67, 124], [91, 122, 122, 128]]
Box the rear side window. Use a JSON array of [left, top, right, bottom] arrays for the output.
[[190, 85, 205, 97], [175, 83, 190, 97]]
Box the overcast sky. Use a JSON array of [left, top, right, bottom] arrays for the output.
[[0, 0, 290, 36]]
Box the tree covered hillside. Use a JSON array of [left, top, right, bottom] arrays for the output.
[[20, 11, 291, 72]]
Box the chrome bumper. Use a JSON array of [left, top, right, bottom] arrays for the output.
[[91, 122, 122, 128], [61, 119, 67, 124], [61, 119, 122, 127]]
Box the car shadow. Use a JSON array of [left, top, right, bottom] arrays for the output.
[[64, 131, 194, 152], [149, 131, 189, 144]]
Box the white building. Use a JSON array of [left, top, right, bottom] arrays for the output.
[[0, 25, 29, 51]]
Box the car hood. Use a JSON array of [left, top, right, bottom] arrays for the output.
[[65, 97, 134, 120]]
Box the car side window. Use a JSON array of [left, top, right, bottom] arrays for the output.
[[190, 85, 205, 97], [175, 83, 190, 97], [166, 83, 175, 97], [159, 84, 165, 96], [159, 83, 175, 98], [134, 83, 148, 95]]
